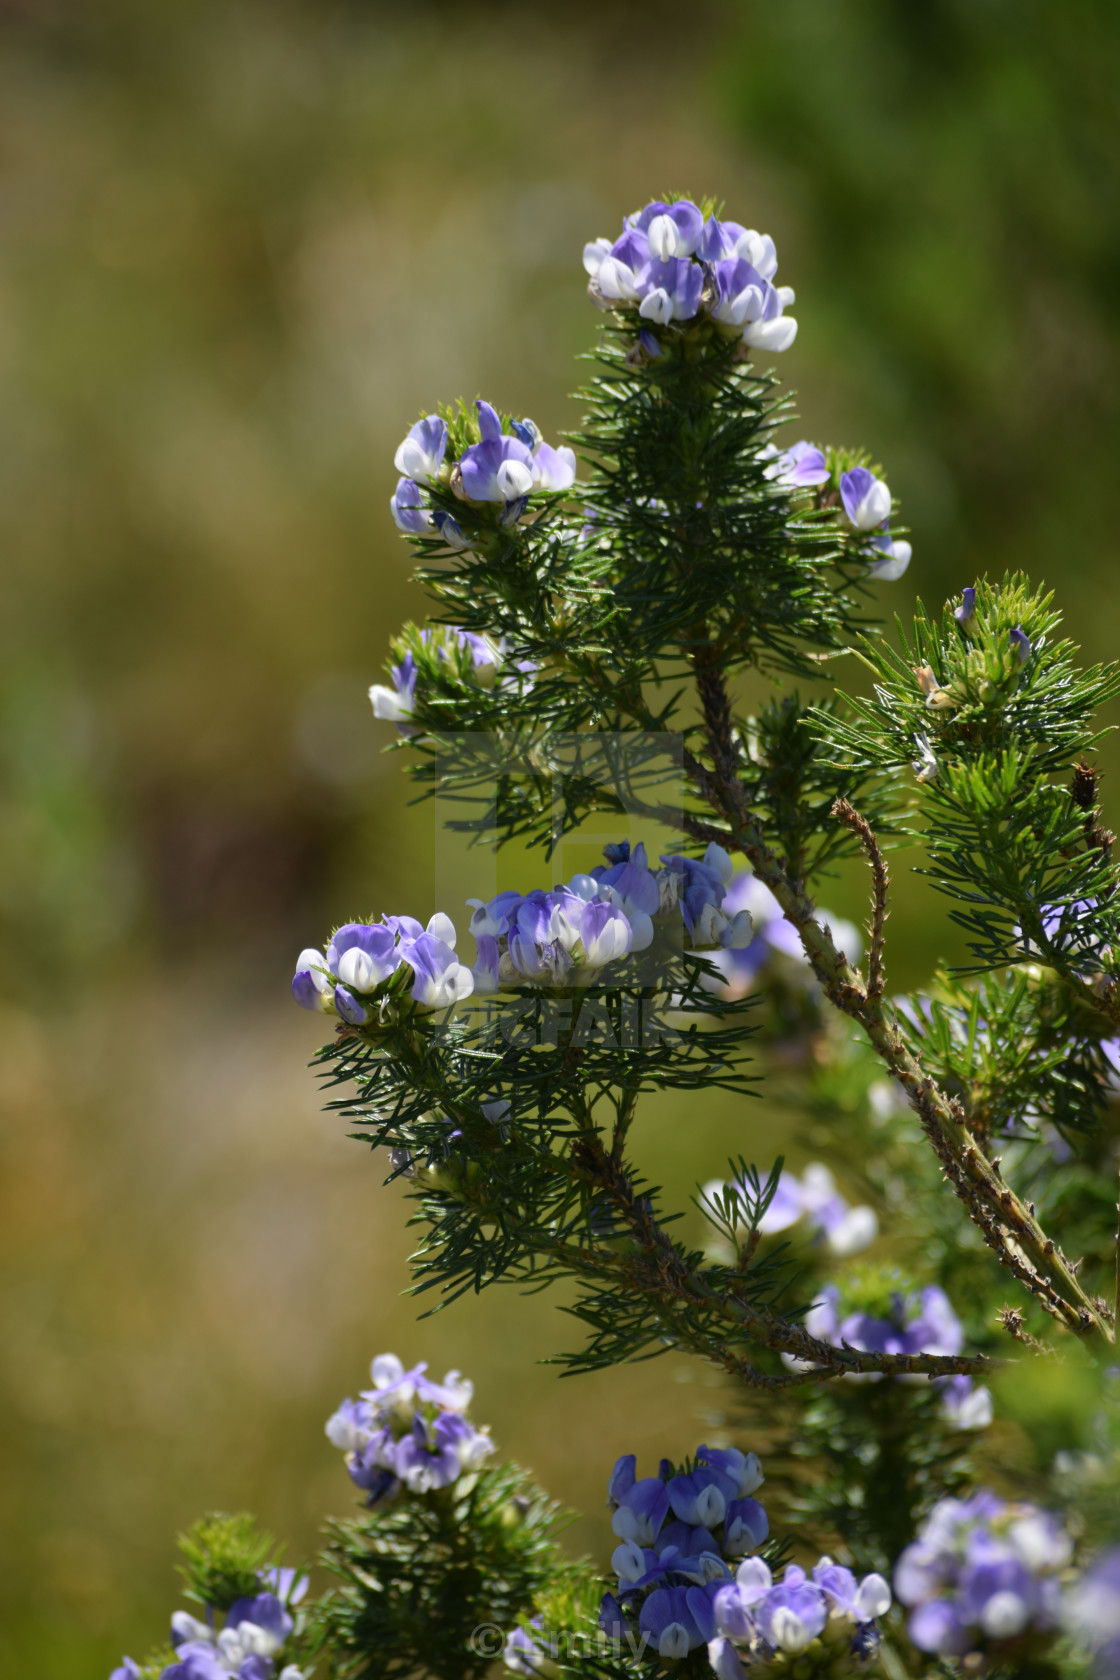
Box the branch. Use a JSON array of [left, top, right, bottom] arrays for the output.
[[688, 653, 1115, 1345]]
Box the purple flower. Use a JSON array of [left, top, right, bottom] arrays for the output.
[[761, 438, 831, 488], [110, 1662, 142, 1680], [696, 1445, 764, 1499], [399, 931, 474, 1009], [530, 439, 577, 492], [432, 509, 470, 549], [291, 947, 333, 1013], [867, 525, 912, 581], [659, 851, 727, 935], [637, 258, 704, 325], [811, 1559, 892, 1621], [326, 922, 401, 993], [554, 897, 633, 969], [667, 1465, 737, 1528], [954, 586, 977, 625], [390, 476, 433, 535], [839, 467, 892, 531], [611, 1474, 671, 1547], [754, 1565, 829, 1653], [638, 327, 664, 359], [393, 415, 447, 484], [895, 1491, 1071, 1660], [638, 1584, 715, 1658], [1010, 625, 1031, 662], [369, 651, 418, 726], [739, 278, 797, 352], [642, 200, 704, 260], [722, 1498, 769, 1556], [459, 400, 535, 503], [225, 1591, 293, 1651], [710, 258, 769, 328]]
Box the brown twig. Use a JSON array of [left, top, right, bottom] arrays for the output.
[[831, 797, 890, 1000], [687, 651, 1114, 1345]]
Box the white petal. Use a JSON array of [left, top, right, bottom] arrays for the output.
[[582, 237, 612, 276], [427, 912, 457, 949], [856, 1574, 892, 1619], [638, 287, 673, 326]]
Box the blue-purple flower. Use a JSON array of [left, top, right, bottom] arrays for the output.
[[711, 1554, 890, 1671], [159, 1585, 305, 1679], [760, 439, 831, 488], [895, 1492, 1070, 1660], [839, 467, 892, 531], [325, 1351, 492, 1505], [954, 586, 977, 626], [391, 476, 433, 535], [583, 201, 797, 353], [291, 912, 473, 1021]]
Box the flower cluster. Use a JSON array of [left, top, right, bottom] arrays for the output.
[[292, 910, 474, 1021], [368, 626, 499, 727], [761, 440, 911, 582], [391, 401, 576, 552], [583, 200, 797, 353], [111, 1572, 307, 1680], [703, 1162, 878, 1259], [468, 840, 753, 992], [290, 840, 756, 1027], [797, 1279, 993, 1429], [709, 870, 862, 999], [324, 1353, 493, 1503], [708, 1556, 891, 1676], [894, 1491, 1071, 1662], [597, 1446, 769, 1660], [1065, 1545, 1120, 1675]]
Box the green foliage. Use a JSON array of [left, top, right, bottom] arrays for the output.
[[818, 576, 1120, 973], [310, 1462, 577, 1680], [176, 1511, 281, 1613]]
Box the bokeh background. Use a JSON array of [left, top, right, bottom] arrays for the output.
[[2, 1, 1119, 1673]]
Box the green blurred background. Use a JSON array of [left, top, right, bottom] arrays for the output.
[[1, 1, 1118, 1673]]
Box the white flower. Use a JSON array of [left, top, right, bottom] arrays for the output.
[[295, 948, 332, 996], [703, 842, 734, 885], [856, 1574, 892, 1618], [583, 237, 612, 276]]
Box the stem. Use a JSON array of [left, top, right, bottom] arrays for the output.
[[689, 654, 1114, 1345]]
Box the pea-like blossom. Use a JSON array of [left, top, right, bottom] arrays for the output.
[[866, 526, 912, 581], [583, 200, 797, 353], [324, 1351, 492, 1508], [711, 1554, 890, 1672], [400, 929, 475, 1009], [760, 439, 831, 488], [368, 652, 418, 725], [1010, 625, 1032, 662], [390, 476, 433, 535], [291, 913, 471, 1021], [704, 870, 863, 997], [954, 586, 977, 626], [895, 1492, 1070, 1662], [393, 414, 448, 484], [601, 1444, 771, 1663], [839, 466, 892, 531], [155, 1583, 306, 1679]]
